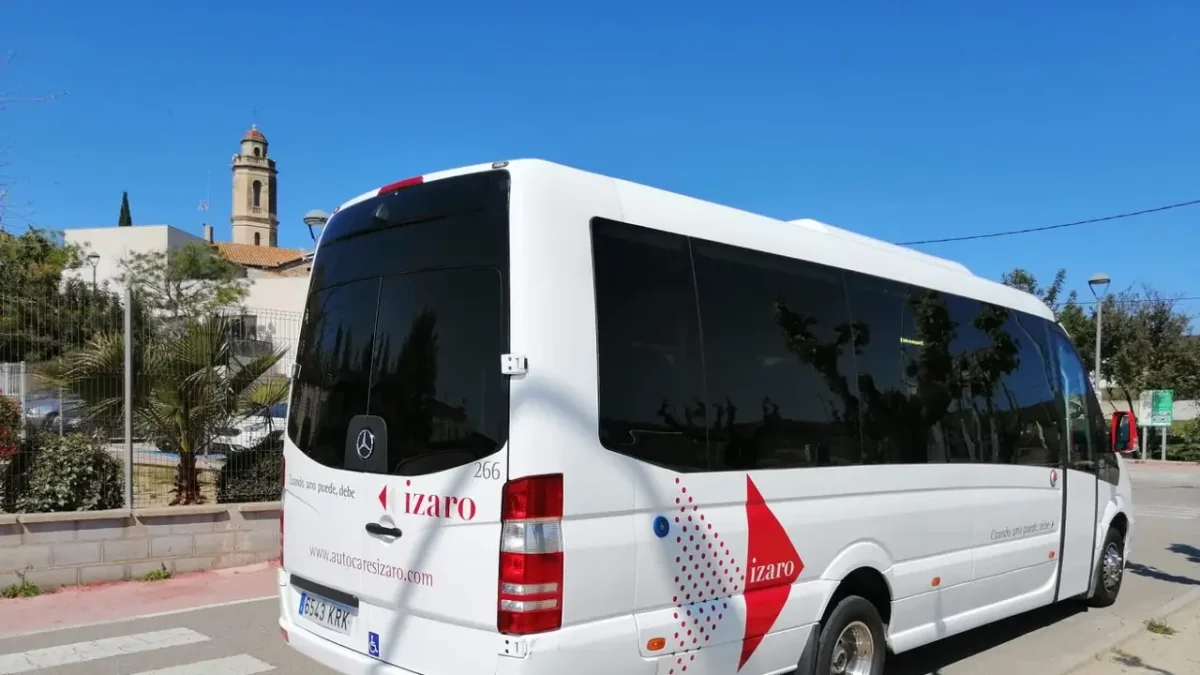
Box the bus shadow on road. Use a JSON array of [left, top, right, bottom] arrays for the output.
[[885, 602, 1087, 675]]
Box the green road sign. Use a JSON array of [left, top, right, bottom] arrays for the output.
[[1149, 389, 1174, 427]]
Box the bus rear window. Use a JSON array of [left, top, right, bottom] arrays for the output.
[[287, 171, 510, 476]]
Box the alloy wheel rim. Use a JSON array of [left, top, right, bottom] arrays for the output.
[[830, 620, 876, 675], [1103, 542, 1123, 593]]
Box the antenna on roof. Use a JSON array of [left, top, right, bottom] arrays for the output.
[[197, 170, 211, 214]]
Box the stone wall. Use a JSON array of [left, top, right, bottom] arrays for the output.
[[0, 503, 280, 589]]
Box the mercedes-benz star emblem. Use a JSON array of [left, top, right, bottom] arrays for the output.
[[356, 428, 375, 460]]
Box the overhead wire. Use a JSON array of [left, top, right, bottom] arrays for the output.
[[897, 198, 1200, 245]]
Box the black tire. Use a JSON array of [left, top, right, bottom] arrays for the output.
[[1088, 525, 1125, 608], [814, 595, 886, 675]]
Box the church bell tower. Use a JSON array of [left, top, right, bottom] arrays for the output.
[[230, 125, 278, 247]]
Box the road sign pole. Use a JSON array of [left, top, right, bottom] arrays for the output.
[[1161, 426, 1167, 461]]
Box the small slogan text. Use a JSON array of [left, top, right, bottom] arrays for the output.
[[990, 519, 1056, 542]]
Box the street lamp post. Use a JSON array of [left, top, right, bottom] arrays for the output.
[[1088, 271, 1113, 444], [86, 253, 101, 294]]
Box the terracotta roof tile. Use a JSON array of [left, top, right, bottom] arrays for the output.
[[214, 242, 306, 268]]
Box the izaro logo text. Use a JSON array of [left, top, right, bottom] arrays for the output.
[[402, 479, 477, 521], [309, 546, 435, 587]]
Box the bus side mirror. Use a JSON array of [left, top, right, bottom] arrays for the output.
[[1110, 411, 1138, 453]]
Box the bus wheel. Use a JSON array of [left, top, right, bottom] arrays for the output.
[[816, 595, 886, 675], [1089, 526, 1125, 608]]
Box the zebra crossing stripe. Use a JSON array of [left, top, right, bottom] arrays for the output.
[[0, 628, 208, 674], [127, 654, 275, 675]]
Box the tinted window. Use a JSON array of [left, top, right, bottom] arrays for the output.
[[288, 172, 509, 475], [843, 272, 939, 464], [691, 239, 860, 469], [288, 279, 379, 469], [844, 275, 1063, 468], [593, 218, 708, 471], [998, 313, 1062, 467], [1086, 384, 1119, 484], [591, 218, 1066, 473], [1051, 331, 1096, 474], [369, 269, 508, 475], [311, 171, 509, 289]]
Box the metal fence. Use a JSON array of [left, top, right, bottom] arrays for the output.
[[0, 289, 302, 513]]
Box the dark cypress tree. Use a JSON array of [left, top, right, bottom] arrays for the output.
[[118, 192, 132, 227]]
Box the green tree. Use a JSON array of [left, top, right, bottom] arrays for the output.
[[999, 267, 1077, 315], [46, 315, 286, 504], [0, 228, 125, 364], [118, 192, 132, 227], [0, 227, 82, 300], [118, 242, 249, 321]]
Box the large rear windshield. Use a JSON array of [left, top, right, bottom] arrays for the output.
[[287, 171, 510, 476]]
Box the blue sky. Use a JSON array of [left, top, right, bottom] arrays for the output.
[[3, 0, 1197, 312]]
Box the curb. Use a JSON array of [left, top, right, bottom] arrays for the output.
[[1056, 586, 1200, 674]]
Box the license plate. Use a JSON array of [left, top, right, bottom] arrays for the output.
[[298, 591, 356, 635]]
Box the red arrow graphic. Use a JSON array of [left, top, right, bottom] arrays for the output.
[[379, 485, 388, 510], [739, 475, 803, 670]]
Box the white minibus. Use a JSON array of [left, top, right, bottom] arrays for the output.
[[278, 159, 1136, 675]]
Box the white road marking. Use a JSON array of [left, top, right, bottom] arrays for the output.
[[0, 628, 209, 674], [1134, 505, 1200, 520], [128, 654, 275, 675]]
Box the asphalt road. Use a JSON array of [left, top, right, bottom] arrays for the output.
[[1, 464, 1195, 675]]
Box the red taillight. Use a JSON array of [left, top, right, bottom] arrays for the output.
[[498, 474, 564, 635], [378, 176, 424, 195], [502, 474, 564, 520]]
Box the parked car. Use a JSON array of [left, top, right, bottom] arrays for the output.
[[212, 402, 287, 454], [24, 393, 86, 431]]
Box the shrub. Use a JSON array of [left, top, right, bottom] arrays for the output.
[[0, 439, 35, 513], [1167, 420, 1200, 463], [217, 439, 283, 504], [0, 396, 20, 460], [0, 398, 32, 512], [13, 433, 123, 513]]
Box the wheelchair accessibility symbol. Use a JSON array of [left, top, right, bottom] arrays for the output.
[[368, 631, 380, 658]]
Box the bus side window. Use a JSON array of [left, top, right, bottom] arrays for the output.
[[592, 218, 709, 472], [691, 238, 861, 470], [1052, 333, 1097, 474], [1089, 391, 1120, 485]]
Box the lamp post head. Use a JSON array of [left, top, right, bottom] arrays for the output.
[[1088, 272, 1111, 299], [303, 210, 330, 228], [86, 253, 100, 267]]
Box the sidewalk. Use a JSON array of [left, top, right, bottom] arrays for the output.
[[1071, 597, 1200, 674], [0, 561, 279, 637]]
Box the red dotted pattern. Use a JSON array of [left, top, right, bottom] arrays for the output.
[[666, 476, 746, 673]]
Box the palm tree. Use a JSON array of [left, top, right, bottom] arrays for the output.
[[43, 314, 287, 504]]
